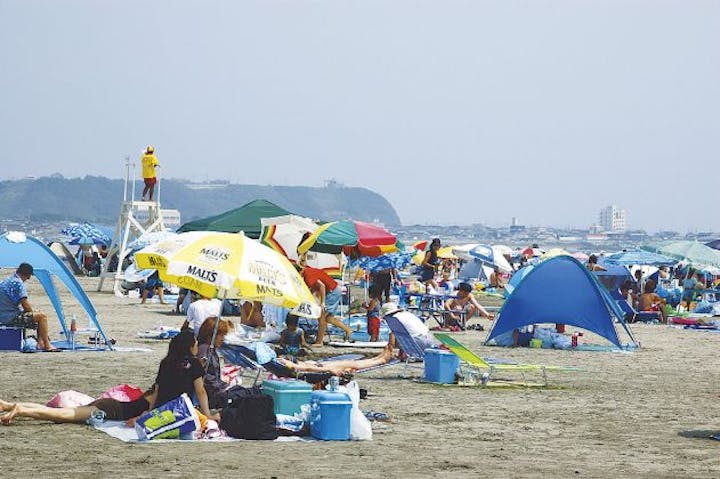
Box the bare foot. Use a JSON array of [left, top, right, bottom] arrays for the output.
[[1, 404, 19, 425], [0, 399, 13, 411], [311, 343, 324, 347]]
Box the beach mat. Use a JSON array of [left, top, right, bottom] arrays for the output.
[[328, 341, 388, 349], [92, 421, 314, 443], [137, 328, 181, 340]]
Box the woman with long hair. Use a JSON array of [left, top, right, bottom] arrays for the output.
[[1, 329, 217, 425], [196, 316, 235, 409]]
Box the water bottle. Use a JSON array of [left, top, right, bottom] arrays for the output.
[[328, 376, 340, 391], [70, 315, 78, 350], [87, 409, 106, 426], [571, 333, 578, 348]]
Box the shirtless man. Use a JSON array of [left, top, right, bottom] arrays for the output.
[[638, 280, 667, 323], [275, 343, 394, 376], [444, 282, 494, 327]]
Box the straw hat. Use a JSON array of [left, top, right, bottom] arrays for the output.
[[379, 302, 403, 317]]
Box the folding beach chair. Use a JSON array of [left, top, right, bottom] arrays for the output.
[[609, 289, 660, 323], [434, 333, 581, 386], [384, 316, 430, 377], [218, 345, 398, 385], [219, 344, 334, 385]]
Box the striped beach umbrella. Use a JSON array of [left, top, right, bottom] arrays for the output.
[[297, 220, 401, 257]]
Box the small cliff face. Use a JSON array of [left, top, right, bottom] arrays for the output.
[[0, 176, 401, 226]]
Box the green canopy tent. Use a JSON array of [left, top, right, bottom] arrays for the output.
[[176, 199, 293, 239]]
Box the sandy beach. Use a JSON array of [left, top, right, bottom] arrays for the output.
[[1, 277, 719, 479]]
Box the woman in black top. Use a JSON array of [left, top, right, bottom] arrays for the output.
[[0, 329, 217, 425], [419, 238, 441, 292], [153, 328, 217, 421]]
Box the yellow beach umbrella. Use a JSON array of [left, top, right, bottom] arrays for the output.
[[540, 248, 571, 261], [134, 231, 320, 318], [437, 246, 457, 259]]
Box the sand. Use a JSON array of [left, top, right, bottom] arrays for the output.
[[1, 277, 719, 479]]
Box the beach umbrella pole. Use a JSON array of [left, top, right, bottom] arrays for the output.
[[208, 290, 226, 359]]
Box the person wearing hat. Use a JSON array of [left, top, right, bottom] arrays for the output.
[[379, 302, 439, 352], [443, 282, 494, 329], [140, 145, 160, 201], [0, 263, 58, 351]]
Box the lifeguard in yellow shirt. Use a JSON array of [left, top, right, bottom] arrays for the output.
[[141, 146, 160, 201]]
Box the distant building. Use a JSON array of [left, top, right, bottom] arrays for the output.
[[598, 205, 626, 232]]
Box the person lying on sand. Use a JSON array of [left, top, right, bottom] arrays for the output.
[[1, 329, 217, 426], [0, 387, 156, 426]]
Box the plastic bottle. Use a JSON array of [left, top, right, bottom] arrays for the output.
[[328, 376, 340, 391], [571, 333, 578, 348], [70, 314, 77, 350], [86, 409, 106, 426]]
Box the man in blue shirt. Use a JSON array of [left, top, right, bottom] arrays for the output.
[[0, 263, 57, 351]]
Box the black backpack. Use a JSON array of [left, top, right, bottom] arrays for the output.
[[219, 386, 278, 440]]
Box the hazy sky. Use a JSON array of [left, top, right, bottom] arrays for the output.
[[1, 1, 718, 232]]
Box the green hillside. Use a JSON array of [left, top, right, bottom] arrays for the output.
[[0, 176, 401, 226]]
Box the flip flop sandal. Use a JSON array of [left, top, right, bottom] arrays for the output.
[[364, 411, 391, 422]]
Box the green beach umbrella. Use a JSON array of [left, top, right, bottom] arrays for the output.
[[641, 241, 720, 269]]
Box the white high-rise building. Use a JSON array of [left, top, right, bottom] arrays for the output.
[[599, 205, 626, 232]]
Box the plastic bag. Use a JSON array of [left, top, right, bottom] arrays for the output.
[[46, 390, 94, 408], [344, 381, 372, 441], [135, 393, 200, 441]]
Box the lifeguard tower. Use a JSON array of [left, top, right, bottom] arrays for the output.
[[98, 157, 166, 295]]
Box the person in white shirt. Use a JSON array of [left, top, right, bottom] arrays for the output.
[[379, 302, 439, 351], [182, 295, 222, 336]]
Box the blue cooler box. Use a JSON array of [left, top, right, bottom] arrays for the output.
[[310, 390, 352, 440], [0, 328, 23, 351], [424, 348, 460, 384], [262, 379, 313, 416]]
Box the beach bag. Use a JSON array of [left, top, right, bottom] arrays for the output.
[[134, 393, 200, 441], [220, 386, 278, 440]]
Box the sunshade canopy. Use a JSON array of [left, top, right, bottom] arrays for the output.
[[487, 255, 635, 348], [177, 199, 292, 238], [0, 232, 112, 348]]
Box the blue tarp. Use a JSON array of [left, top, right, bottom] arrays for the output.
[[486, 255, 636, 348], [0, 232, 112, 349]]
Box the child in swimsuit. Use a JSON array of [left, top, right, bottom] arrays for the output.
[[362, 284, 383, 342], [279, 313, 310, 356]]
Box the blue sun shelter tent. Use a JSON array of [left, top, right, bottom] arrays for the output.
[[486, 255, 637, 349], [0, 232, 112, 350]]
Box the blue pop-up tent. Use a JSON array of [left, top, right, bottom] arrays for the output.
[[0, 232, 112, 349], [486, 255, 637, 348]]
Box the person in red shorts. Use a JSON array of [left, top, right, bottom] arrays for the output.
[[362, 284, 383, 342], [141, 145, 160, 201]]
